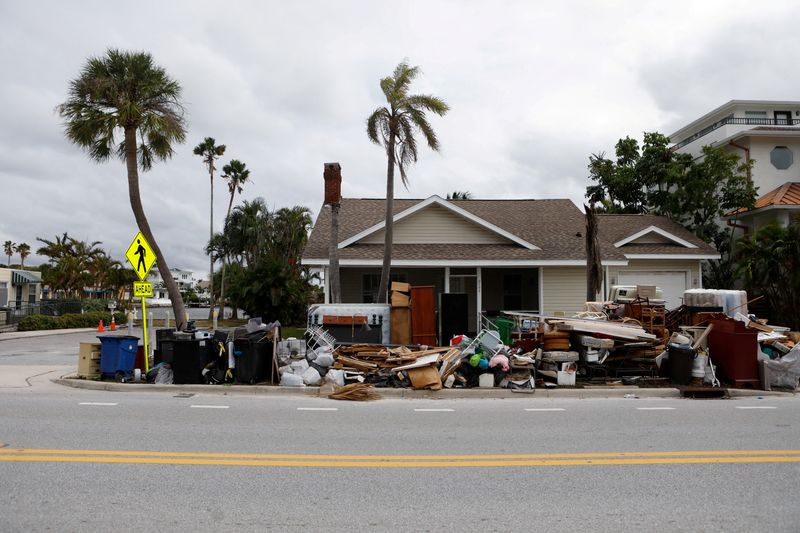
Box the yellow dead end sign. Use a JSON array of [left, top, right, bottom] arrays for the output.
[[125, 231, 156, 281]]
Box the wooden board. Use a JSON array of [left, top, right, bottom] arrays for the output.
[[391, 307, 412, 345]]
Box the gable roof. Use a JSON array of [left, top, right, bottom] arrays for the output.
[[303, 198, 719, 265], [338, 195, 539, 250], [597, 214, 718, 259]]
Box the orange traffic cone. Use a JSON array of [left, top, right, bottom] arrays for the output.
[[97, 320, 105, 333], [110, 317, 116, 331]]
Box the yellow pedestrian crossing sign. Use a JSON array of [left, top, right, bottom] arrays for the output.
[[125, 231, 156, 281]]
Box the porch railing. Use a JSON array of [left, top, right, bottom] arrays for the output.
[[674, 116, 800, 149]]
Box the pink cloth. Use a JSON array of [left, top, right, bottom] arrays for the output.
[[489, 353, 509, 371]]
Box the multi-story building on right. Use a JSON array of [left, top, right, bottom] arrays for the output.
[[670, 100, 800, 231]]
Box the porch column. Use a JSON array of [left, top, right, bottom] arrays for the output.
[[476, 267, 482, 328], [444, 266, 450, 293], [324, 267, 330, 304]]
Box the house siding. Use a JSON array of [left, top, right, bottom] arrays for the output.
[[541, 267, 587, 316], [359, 204, 508, 245], [608, 259, 700, 290]]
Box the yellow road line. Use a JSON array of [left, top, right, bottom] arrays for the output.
[[1, 448, 799, 460], [1, 454, 800, 468]]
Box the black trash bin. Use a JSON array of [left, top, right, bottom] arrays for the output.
[[156, 337, 213, 384], [233, 337, 274, 384], [668, 343, 695, 385]]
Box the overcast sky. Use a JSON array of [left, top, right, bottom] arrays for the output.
[[2, 1, 799, 278]]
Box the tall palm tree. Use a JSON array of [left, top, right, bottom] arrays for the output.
[[367, 61, 449, 302], [3, 240, 14, 266], [218, 159, 250, 317], [58, 49, 189, 329], [15, 243, 31, 268], [193, 137, 226, 317]]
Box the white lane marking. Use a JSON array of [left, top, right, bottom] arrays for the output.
[[297, 407, 338, 411], [414, 408, 454, 412], [79, 402, 118, 406], [636, 407, 676, 411], [524, 408, 566, 412], [190, 405, 230, 409], [735, 406, 777, 410]]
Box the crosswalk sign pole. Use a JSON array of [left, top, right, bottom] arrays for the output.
[[142, 296, 149, 374]]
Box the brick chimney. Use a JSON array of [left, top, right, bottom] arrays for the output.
[[323, 162, 342, 205]]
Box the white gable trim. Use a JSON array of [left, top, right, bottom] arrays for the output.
[[614, 225, 698, 249], [624, 254, 720, 260], [337, 195, 540, 250]]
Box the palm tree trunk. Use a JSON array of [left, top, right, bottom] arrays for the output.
[[218, 192, 236, 319], [208, 168, 215, 320], [124, 127, 187, 330], [377, 132, 396, 304]]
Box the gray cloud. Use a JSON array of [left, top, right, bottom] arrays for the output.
[[2, 0, 798, 276]]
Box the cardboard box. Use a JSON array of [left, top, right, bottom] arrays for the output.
[[391, 281, 411, 293], [390, 291, 410, 308], [406, 365, 442, 390]]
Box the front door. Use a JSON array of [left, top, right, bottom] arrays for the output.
[[775, 111, 792, 126]]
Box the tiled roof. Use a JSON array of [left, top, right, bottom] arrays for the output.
[[302, 198, 717, 264], [754, 182, 800, 209]]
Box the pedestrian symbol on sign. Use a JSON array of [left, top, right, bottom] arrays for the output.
[[125, 231, 156, 281]]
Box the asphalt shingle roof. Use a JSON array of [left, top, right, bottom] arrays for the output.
[[302, 198, 717, 263]]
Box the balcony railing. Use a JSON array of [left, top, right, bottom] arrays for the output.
[[674, 117, 800, 149]]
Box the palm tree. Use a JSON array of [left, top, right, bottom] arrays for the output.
[[193, 137, 226, 317], [367, 61, 449, 302], [446, 191, 473, 200], [58, 49, 189, 329], [3, 240, 14, 266], [218, 159, 250, 317], [15, 243, 31, 268]]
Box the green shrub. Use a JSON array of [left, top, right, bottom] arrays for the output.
[[17, 311, 128, 331], [81, 299, 116, 313]]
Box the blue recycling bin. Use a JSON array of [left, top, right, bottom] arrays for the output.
[[98, 335, 139, 378]]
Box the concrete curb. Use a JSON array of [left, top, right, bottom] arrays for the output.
[[0, 328, 97, 341], [54, 377, 689, 399]]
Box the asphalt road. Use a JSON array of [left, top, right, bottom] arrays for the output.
[[1, 331, 799, 532]]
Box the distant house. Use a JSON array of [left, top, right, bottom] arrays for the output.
[[0, 268, 42, 310], [670, 100, 800, 195], [147, 267, 196, 300], [726, 182, 800, 233], [302, 195, 717, 330]]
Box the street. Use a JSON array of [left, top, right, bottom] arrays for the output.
[[1, 332, 799, 532]]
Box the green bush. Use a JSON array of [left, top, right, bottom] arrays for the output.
[[17, 311, 127, 331], [81, 299, 116, 313]]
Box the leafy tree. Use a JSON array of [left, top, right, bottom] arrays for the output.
[[209, 198, 316, 325], [193, 137, 226, 317], [37, 234, 106, 299], [15, 243, 31, 267], [586, 133, 756, 244], [4, 240, 15, 266], [736, 223, 800, 329], [446, 191, 472, 200], [58, 49, 189, 329], [367, 61, 449, 303]]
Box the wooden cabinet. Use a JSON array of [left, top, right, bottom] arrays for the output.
[[411, 286, 437, 346]]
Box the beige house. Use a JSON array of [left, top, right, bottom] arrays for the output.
[[302, 195, 718, 333], [726, 182, 800, 233], [0, 268, 42, 310]]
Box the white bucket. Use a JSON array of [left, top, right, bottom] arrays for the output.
[[692, 353, 707, 378]]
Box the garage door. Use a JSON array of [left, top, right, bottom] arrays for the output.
[[617, 271, 688, 310]]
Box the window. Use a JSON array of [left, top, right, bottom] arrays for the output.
[[362, 273, 407, 303], [771, 146, 793, 170], [28, 284, 36, 304], [0, 281, 6, 307], [744, 110, 768, 124]]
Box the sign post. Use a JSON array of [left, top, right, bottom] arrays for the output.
[[126, 232, 157, 374]]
